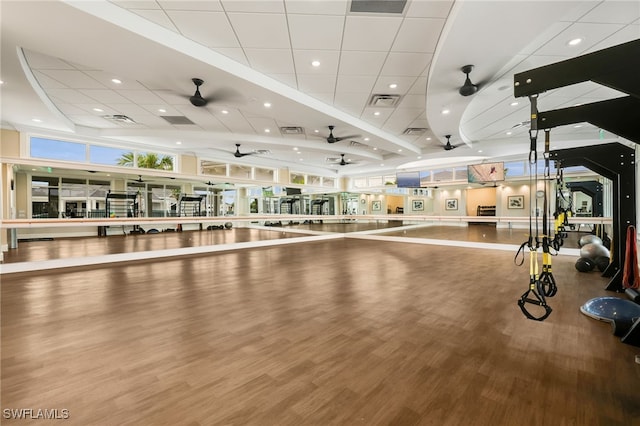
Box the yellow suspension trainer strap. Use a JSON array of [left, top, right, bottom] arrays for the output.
[[538, 130, 558, 298], [516, 96, 552, 321]]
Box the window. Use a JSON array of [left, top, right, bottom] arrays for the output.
[[31, 176, 59, 218], [201, 161, 227, 176], [229, 164, 252, 179], [290, 173, 305, 185], [90, 145, 132, 166], [254, 167, 275, 182], [31, 137, 86, 162], [322, 177, 335, 188], [307, 175, 321, 186]]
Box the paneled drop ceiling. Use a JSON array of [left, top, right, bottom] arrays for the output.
[[1, 0, 638, 178]]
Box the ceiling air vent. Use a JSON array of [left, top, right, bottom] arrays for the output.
[[403, 127, 428, 136], [161, 116, 195, 125], [279, 126, 304, 135], [103, 114, 136, 124], [369, 94, 401, 107], [350, 0, 407, 14]]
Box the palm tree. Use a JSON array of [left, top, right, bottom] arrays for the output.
[[117, 152, 174, 170]]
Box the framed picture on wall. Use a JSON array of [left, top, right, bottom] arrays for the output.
[[412, 199, 424, 211], [445, 198, 458, 210], [508, 195, 524, 209], [372, 200, 381, 211]]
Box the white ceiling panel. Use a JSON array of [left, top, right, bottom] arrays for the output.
[[56, 103, 97, 115], [80, 90, 134, 104], [397, 94, 426, 109], [109, 1, 161, 10], [47, 89, 100, 104], [220, 0, 285, 13], [267, 73, 299, 88], [408, 76, 427, 95], [372, 75, 417, 95], [405, 0, 454, 18], [33, 71, 70, 89], [338, 51, 387, 75], [158, 1, 223, 11], [108, 103, 159, 117], [168, 11, 239, 48], [297, 74, 337, 93], [335, 75, 377, 94], [37, 70, 104, 89], [579, 1, 640, 24], [307, 92, 335, 104], [24, 50, 75, 69], [342, 16, 403, 51], [227, 13, 290, 48], [380, 52, 432, 76], [244, 49, 295, 74], [285, 0, 348, 15], [117, 90, 167, 104], [129, 10, 179, 32], [82, 71, 149, 90], [288, 14, 345, 50], [391, 18, 444, 53], [585, 24, 640, 52], [213, 48, 250, 65], [533, 22, 625, 56], [292, 50, 341, 75]]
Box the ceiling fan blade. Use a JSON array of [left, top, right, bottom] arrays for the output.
[[332, 134, 361, 143]]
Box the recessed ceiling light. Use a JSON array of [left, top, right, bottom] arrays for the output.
[[311, 60, 320, 67], [176, 141, 182, 145], [478, 150, 483, 153], [297, 151, 301, 154], [442, 109, 450, 114], [380, 163, 384, 167], [426, 137, 432, 141], [373, 147, 377, 150], [574, 124, 582, 128], [417, 156, 422, 159], [263, 102, 271, 108], [0, 80, 4, 84], [389, 83, 397, 89], [221, 110, 229, 114], [568, 38, 582, 46], [264, 128, 270, 133], [32, 118, 42, 122], [506, 131, 512, 135], [93, 108, 103, 112], [293, 147, 298, 151], [510, 101, 519, 106], [314, 129, 319, 133], [364, 137, 370, 141], [111, 78, 122, 84], [397, 149, 402, 152], [299, 158, 303, 161], [374, 111, 380, 116], [158, 108, 166, 113]]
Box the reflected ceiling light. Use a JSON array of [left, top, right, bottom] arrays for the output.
[[176, 141, 182, 145], [459, 65, 478, 96], [111, 78, 122, 84], [293, 147, 298, 151], [221, 110, 229, 114], [364, 137, 370, 141], [263, 102, 271, 108], [389, 83, 397, 89], [264, 128, 270, 133], [158, 108, 166, 113], [510, 101, 519, 106], [93, 108, 103, 112], [32, 118, 42, 122], [311, 60, 320, 67], [568, 38, 582, 46], [441, 109, 450, 115], [374, 111, 380, 116]]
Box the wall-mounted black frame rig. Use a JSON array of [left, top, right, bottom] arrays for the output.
[[514, 38, 639, 293]]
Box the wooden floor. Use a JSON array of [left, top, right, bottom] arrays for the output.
[[2, 236, 639, 425]]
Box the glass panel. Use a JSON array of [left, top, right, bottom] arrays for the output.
[[137, 152, 175, 171], [290, 173, 305, 184], [419, 171, 430, 186], [229, 164, 252, 179], [31, 176, 59, 218], [307, 175, 321, 186], [368, 176, 383, 186], [201, 161, 227, 176], [90, 145, 132, 166], [383, 175, 396, 186], [323, 177, 335, 188], [30, 137, 86, 162], [504, 161, 526, 177], [453, 167, 467, 181], [353, 178, 367, 188], [254, 167, 275, 181], [432, 169, 453, 182]]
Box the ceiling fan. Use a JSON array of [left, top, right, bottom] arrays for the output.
[[318, 125, 361, 144], [133, 175, 144, 183], [188, 78, 243, 108], [234, 144, 255, 158], [328, 154, 355, 166], [443, 134, 463, 151]]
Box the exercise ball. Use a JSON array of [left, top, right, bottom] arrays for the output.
[[579, 234, 603, 247], [580, 243, 610, 260], [594, 256, 610, 272], [575, 257, 595, 272], [224, 222, 233, 229]]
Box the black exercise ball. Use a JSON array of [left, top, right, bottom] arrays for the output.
[[575, 257, 595, 272], [594, 256, 610, 272]]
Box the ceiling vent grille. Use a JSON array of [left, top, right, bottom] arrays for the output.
[[103, 114, 136, 124], [254, 149, 271, 155], [161, 116, 195, 125], [369, 94, 401, 107], [350, 0, 407, 14], [279, 126, 304, 135], [403, 127, 428, 136]]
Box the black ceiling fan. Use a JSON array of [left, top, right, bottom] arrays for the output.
[[443, 134, 463, 151], [189, 78, 210, 107], [234, 144, 254, 158], [134, 175, 144, 183], [319, 125, 361, 144], [338, 154, 350, 166], [459, 65, 479, 96]]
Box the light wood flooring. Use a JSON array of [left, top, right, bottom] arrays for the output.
[[2, 236, 639, 425]]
